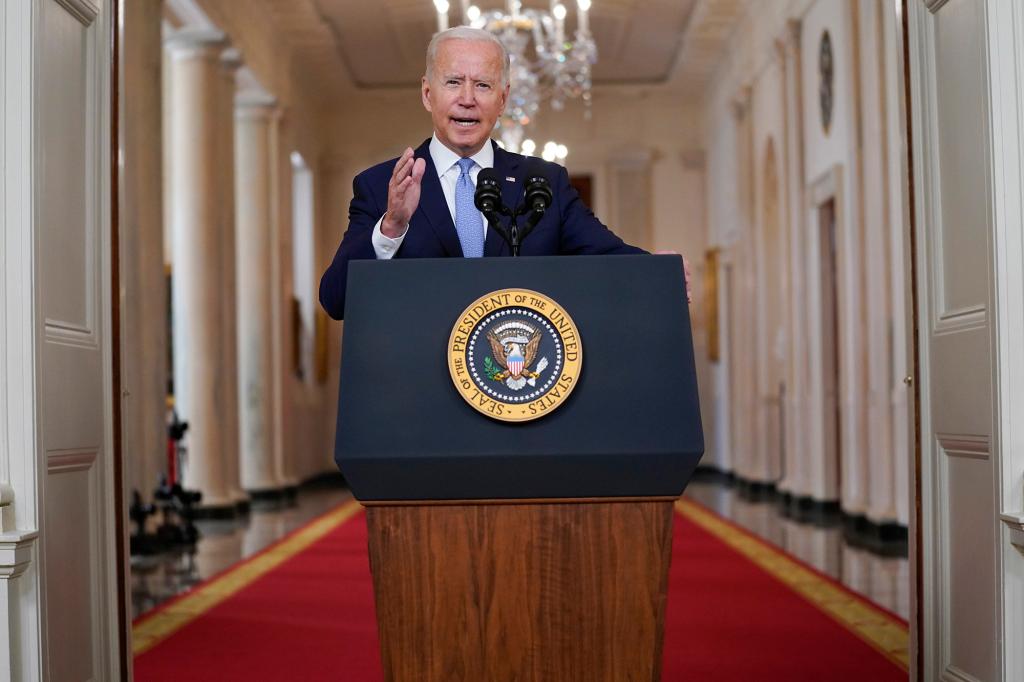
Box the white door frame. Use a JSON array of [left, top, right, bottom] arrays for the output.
[[1, 0, 127, 678]]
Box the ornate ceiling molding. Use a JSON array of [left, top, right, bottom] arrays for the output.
[[923, 0, 951, 14], [164, 0, 216, 30], [666, 0, 746, 89], [163, 28, 228, 60], [54, 0, 99, 26]]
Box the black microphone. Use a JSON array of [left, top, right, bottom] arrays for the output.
[[518, 174, 553, 243], [474, 167, 513, 253], [474, 168, 505, 216], [522, 175, 553, 216]]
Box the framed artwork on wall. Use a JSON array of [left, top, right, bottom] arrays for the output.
[[705, 248, 720, 363], [314, 309, 329, 384]]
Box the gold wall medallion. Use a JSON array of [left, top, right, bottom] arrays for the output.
[[448, 289, 583, 422]]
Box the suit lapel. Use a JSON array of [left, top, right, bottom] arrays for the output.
[[486, 143, 525, 257], [413, 139, 463, 257]]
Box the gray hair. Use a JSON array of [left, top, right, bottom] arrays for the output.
[[425, 26, 510, 88]]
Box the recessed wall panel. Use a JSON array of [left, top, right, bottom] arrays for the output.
[[929, 327, 991, 436], [39, 1, 93, 334], [933, 0, 989, 315], [612, 163, 651, 250], [944, 453, 997, 680], [42, 343, 104, 450], [44, 465, 96, 682]]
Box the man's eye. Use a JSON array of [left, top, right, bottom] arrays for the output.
[[446, 80, 460, 86], [476, 83, 491, 90]]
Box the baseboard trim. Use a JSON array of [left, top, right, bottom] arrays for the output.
[[777, 490, 842, 525], [736, 477, 777, 501], [246, 486, 295, 511], [842, 513, 909, 556], [192, 502, 239, 521], [300, 470, 348, 489], [691, 465, 735, 485], [690, 468, 908, 555]]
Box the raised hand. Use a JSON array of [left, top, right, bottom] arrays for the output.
[[382, 147, 427, 238], [656, 251, 693, 304], [683, 256, 693, 304]]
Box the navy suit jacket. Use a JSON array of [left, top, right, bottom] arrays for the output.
[[319, 138, 645, 320]]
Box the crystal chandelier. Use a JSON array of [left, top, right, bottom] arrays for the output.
[[433, 0, 596, 155]]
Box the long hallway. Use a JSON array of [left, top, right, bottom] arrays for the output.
[[9, 0, 1024, 677]]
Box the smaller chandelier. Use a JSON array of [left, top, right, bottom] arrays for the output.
[[433, 0, 597, 154]]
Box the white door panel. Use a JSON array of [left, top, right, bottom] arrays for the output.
[[36, 0, 119, 679], [929, 327, 991, 435], [942, 450, 997, 678], [44, 457, 101, 682], [41, 345, 104, 449], [910, 0, 1000, 679]]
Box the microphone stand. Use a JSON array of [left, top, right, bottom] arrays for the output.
[[475, 171, 553, 258], [479, 207, 515, 255]]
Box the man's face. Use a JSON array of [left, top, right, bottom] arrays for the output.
[[422, 39, 509, 157]]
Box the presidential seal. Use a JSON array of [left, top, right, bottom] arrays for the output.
[[448, 289, 583, 422]]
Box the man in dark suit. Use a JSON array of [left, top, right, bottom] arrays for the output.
[[320, 26, 646, 321]]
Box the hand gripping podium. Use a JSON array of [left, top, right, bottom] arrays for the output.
[[334, 254, 703, 681]]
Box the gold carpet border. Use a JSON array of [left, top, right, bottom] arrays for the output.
[[675, 499, 910, 671], [132, 499, 363, 656]]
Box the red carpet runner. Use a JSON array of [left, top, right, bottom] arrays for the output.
[[133, 500, 908, 681]]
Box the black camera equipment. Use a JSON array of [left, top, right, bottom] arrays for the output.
[[153, 474, 202, 547], [149, 409, 204, 549], [129, 489, 160, 556]]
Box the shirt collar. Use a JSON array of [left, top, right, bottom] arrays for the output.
[[429, 134, 495, 176]]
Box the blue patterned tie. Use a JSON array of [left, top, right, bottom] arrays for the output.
[[454, 158, 484, 258]]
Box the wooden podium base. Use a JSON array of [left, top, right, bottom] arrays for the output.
[[365, 500, 675, 682]]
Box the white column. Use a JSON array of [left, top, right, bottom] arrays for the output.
[[218, 49, 247, 510], [318, 157, 349, 473], [122, 0, 168, 504], [731, 87, 759, 484], [270, 116, 299, 496], [856, 0, 896, 525], [840, 3, 870, 519], [780, 20, 809, 501], [165, 29, 235, 511], [881, 1, 910, 528], [235, 93, 284, 495]]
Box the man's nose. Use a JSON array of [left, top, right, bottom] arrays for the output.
[[457, 82, 476, 106]]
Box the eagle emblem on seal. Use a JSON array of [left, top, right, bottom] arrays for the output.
[[484, 321, 550, 391]]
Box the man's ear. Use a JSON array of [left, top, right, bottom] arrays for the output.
[[499, 82, 510, 115], [422, 76, 432, 112]]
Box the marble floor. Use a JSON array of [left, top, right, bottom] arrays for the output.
[[684, 477, 910, 620], [131, 478, 910, 623], [130, 483, 352, 620]]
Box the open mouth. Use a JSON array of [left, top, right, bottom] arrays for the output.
[[451, 117, 480, 128]]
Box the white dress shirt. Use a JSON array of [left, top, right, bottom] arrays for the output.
[[371, 134, 494, 259]]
